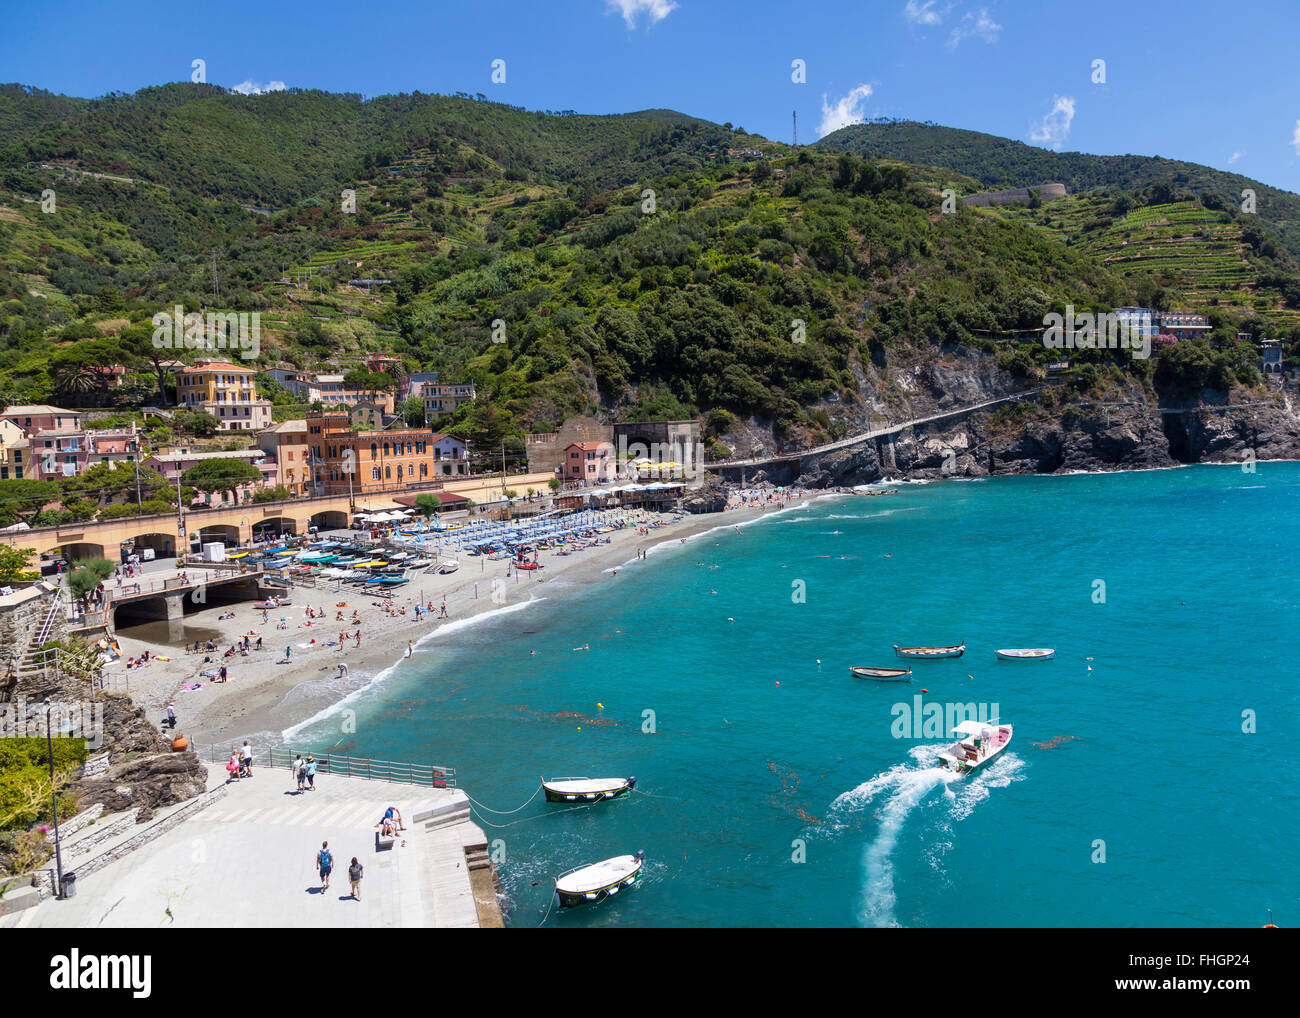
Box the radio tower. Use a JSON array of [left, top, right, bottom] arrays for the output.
[[792, 110, 798, 148]]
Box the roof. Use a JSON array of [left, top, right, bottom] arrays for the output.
[[952, 720, 998, 736], [179, 362, 254, 373], [261, 419, 308, 434], [568, 441, 609, 451], [2, 405, 78, 416], [147, 450, 273, 464]]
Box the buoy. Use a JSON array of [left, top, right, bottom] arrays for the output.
[[597, 703, 604, 709], [775, 681, 780, 686], [920, 688, 928, 693]]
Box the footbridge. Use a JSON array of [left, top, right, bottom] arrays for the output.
[[706, 388, 1044, 477]]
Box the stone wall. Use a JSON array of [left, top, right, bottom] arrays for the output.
[[526, 416, 612, 474]]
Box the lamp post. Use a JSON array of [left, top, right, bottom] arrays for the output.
[[43, 696, 65, 899]]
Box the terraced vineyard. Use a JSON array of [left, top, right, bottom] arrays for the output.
[[987, 197, 1300, 327]]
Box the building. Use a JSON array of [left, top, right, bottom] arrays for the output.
[[0, 405, 83, 434], [304, 412, 468, 495], [1156, 312, 1211, 340], [364, 354, 403, 373], [563, 441, 617, 483], [176, 362, 273, 431], [350, 401, 396, 431], [404, 372, 440, 400], [1112, 307, 1158, 341], [144, 449, 278, 506], [422, 382, 476, 419], [256, 419, 310, 496], [526, 417, 613, 475], [1261, 339, 1285, 375], [0, 419, 28, 480]]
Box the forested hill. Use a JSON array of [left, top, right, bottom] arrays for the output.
[[0, 83, 763, 206], [817, 120, 1300, 260]]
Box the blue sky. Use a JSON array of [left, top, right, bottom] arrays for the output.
[[3, 0, 1299, 191]]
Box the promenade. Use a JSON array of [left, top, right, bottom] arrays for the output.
[[4, 766, 492, 929]]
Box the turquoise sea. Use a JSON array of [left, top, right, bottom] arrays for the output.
[[292, 464, 1299, 927]]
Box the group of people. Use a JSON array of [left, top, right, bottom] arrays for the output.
[[224, 740, 255, 781], [315, 841, 365, 900], [292, 753, 318, 792]]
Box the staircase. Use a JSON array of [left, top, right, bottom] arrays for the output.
[[12, 582, 71, 682]]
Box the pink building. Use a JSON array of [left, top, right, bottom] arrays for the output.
[[144, 449, 278, 506]]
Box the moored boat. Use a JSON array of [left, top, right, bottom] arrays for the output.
[[894, 642, 965, 660], [996, 648, 1055, 661], [936, 719, 1013, 775], [435, 560, 459, 574], [542, 776, 636, 803], [554, 851, 645, 908], [850, 665, 912, 681]]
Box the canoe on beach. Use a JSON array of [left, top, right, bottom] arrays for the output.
[[850, 665, 912, 681], [893, 643, 965, 659]]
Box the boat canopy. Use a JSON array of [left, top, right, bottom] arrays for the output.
[[952, 720, 998, 736]]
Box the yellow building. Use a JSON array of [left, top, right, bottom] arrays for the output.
[[177, 361, 273, 431]]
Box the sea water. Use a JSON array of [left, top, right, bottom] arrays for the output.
[[290, 464, 1299, 927]]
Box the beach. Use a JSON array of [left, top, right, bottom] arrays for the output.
[[111, 493, 827, 755]]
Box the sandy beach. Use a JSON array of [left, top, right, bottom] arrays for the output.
[[111, 493, 837, 757]]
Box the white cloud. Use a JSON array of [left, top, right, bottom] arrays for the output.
[[1292, 120, 1300, 157], [1228, 150, 1245, 165], [947, 7, 1001, 47], [230, 80, 286, 96], [607, 0, 678, 28], [1029, 95, 1076, 150], [903, 0, 943, 26], [819, 84, 873, 138]]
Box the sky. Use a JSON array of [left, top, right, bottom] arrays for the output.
[[3, 0, 1300, 191]]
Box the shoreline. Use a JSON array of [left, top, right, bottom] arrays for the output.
[[113, 493, 840, 756]]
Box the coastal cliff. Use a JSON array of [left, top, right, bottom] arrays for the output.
[[718, 346, 1300, 487]]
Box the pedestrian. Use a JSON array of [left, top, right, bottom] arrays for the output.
[[166, 704, 176, 729], [440, 598, 447, 618], [285, 646, 291, 661], [306, 755, 317, 790], [348, 857, 363, 901], [240, 740, 253, 777], [226, 751, 241, 782], [407, 640, 412, 658], [219, 663, 228, 682], [294, 754, 306, 792], [316, 841, 333, 892]]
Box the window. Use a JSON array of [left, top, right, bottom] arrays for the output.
[[385, 466, 391, 479]]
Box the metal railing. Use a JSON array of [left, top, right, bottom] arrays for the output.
[[249, 748, 456, 788]]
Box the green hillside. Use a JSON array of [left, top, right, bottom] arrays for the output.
[[817, 120, 1300, 261], [0, 87, 1289, 463]]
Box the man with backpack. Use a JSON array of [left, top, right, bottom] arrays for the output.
[[316, 841, 333, 893]]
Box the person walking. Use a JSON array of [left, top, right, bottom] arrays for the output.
[[294, 754, 306, 792], [348, 857, 363, 901], [240, 740, 253, 777], [225, 751, 241, 782], [306, 755, 317, 791], [316, 841, 333, 893]]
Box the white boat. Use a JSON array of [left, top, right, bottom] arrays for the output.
[[894, 642, 964, 660], [850, 666, 912, 681], [554, 852, 645, 908], [936, 720, 1013, 775], [542, 776, 636, 803], [996, 648, 1055, 661], [435, 560, 460, 574]]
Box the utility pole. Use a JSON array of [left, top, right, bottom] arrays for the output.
[[792, 110, 798, 148]]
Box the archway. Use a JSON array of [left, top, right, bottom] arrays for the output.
[[308, 510, 348, 532], [192, 524, 239, 555], [54, 542, 106, 564], [252, 516, 297, 541]]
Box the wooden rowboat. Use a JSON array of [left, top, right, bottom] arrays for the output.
[[542, 776, 636, 803], [554, 852, 645, 908], [894, 643, 965, 660], [850, 666, 913, 681], [996, 648, 1055, 661]]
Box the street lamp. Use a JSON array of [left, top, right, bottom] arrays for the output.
[[42, 696, 66, 899]]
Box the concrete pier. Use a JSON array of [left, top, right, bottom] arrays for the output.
[[5, 768, 499, 929]]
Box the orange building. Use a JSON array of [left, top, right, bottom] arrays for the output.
[[304, 412, 468, 495]]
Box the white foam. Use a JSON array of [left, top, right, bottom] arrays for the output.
[[280, 597, 545, 740]]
